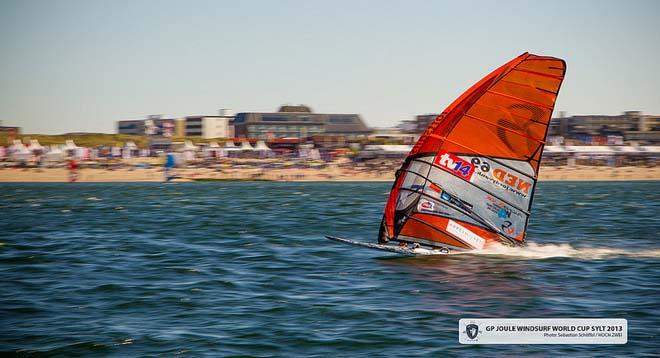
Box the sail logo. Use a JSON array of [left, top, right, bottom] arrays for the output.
[[491, 169, 531, 195], [501, 220, 515, 236], [485, 195, 523, 222], [498, 207, 511, 219], [434, 152, 475, 181]]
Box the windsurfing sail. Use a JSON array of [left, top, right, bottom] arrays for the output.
[[380, 52, 566, 250]]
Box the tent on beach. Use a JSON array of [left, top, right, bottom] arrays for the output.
[[224, 141, 241, 153], [63, 140, 83, 159], [253, 140, 273, 158], [43, 145, 65, 162], [64, 140, 78, 151], [240, 141, 255, 151], [9, 140, 31, 162], [181, 140, 197, 161], [123, 141, 139, 159], [204, 141, 225, 158], [254, 140, 272, 152], [28, 139, 44, 154]]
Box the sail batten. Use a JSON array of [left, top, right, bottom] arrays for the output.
[[487, 90, 555, 110], [380, 52, 566, 249], [511, 68, 564, 80], [462, 113, 547, 144]]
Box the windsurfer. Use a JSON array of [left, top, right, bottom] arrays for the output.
[[398, 242, 420, 249], [379, 52, 566, 251]]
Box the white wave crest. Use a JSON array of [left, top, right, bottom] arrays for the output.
[[459, 242, 660, 260]]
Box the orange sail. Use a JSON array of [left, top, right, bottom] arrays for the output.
[[380, 52, 566, 250]]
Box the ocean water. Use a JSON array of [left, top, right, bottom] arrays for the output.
[[1, 181, 658, 356]]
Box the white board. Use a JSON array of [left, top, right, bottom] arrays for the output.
[[325, 236, 449, 256]]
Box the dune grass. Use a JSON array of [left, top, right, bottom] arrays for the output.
[[1, 133, 226, 148]]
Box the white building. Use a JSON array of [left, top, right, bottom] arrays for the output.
[[184, 109, 235, 139]]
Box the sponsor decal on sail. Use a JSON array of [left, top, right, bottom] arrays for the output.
[[429, 182, 442, 193], [446, 220, 485, 249], [417, 198, 452, 216], [485, 195, 523, 220], [501, 220, 515, 236], [474, 163, 532, 199], [491, 168, 531, 195], [440, 190, 474, 212], [418, 199, 435, 213], [434, 151, 475, 181]]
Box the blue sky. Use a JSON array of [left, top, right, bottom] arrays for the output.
[[1, 0, 659, 134]]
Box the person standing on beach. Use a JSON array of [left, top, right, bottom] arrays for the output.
[[164, 153, 176, 182], [68, 159, 78, 182]]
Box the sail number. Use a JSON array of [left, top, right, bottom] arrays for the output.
[[452, 161, 472, 177], [470, 157, 491, 172]]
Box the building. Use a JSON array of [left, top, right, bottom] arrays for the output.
[[397, 119, 418, 134], [640, 115, 660, 132], [414, 114, 439, 133], [117, 115, 177, 136], [174, 118, 186, 137], [183, 109, 235, 139], [117, 120, 144, 135], [369, 127, 416, 144], [0, 121, 20, 135], [149, 138, 173, 152], [233, 105, 371, 139], [548, 111, 660, 144], [0, 126, 20, 135]]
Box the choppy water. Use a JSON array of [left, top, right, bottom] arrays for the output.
[[1, 182, 659, 356]]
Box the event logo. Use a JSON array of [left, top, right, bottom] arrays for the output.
[[466, 323, 480, 340], [434, 152, 475, 181]]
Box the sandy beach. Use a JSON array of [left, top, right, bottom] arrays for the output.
[[0, 165, 658, 182]]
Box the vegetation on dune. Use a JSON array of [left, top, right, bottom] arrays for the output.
[[1, 133, 228, 148]]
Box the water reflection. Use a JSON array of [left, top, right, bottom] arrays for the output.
[[377, 255, 540, 317]]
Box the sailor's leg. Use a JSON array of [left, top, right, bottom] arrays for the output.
[[378, 218, 389, 244]]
